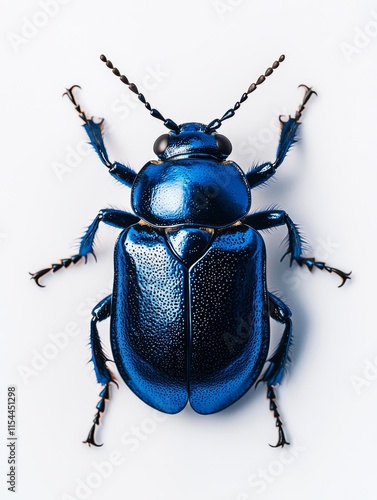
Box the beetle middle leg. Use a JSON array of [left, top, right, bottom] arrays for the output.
[[84, 294, 116, 447], [245, 210, 351, 287], [30, 209, 139, 286], [258, 292, 292, 447]]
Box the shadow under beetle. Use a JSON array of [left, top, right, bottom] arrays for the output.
[[31, 54, 351, 447]]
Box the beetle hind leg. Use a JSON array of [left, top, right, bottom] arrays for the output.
[[258, 292, 292, 447], [84, 295, 117, 447], [265, 385, 290, 448], [84, 382, 113, 447]]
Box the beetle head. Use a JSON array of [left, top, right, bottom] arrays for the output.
[[153, 123, 232, 161]]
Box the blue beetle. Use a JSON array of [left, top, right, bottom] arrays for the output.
[[31, 54, 351, 447]]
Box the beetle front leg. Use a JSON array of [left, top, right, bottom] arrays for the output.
[[84, 294, 117, 447], [245, 210, 351, 287], [247, 85, 317, 188], [259, 292, 292, 448], [64, 86, 137, 187], [30, 209, 139, 286]]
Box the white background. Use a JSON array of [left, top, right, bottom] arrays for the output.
[[1, 1, 376, 499]]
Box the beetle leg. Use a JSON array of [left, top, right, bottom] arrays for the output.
[[258, 292, 292, 447], [30, 209, 139, 286], [64, 85, 137, 187], [263, 293, 293, 386], [290, 257, 352, 288], [266, 386, 289, 448], [84, 295, 117, 447], [246, 85, 317, 188], [29, 254, 90, 288], [245, 210, 351, 287]]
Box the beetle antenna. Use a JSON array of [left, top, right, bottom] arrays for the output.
[[100, 54, 180, 133], [206, 54, 286, 132]]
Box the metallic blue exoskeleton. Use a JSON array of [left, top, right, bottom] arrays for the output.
[[31, 54, 351, 447]]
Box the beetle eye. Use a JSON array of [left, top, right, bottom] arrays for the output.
[[215, 134, 232, 156], [153, 134, 170, 155]]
